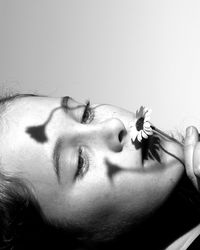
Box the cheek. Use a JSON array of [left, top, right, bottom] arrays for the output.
[[67, 173, 147, 223], [67, 175, 116, 223], [65, 165, 179, 226], [103, 170, 174, 219]]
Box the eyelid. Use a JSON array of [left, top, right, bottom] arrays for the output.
[[62, 97, 85, 120], [81, 101, 95, 124], [62, 97, 95, 124], [75, 146, 90, 181]]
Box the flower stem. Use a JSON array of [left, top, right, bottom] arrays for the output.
[[151, 124, 184, 147]]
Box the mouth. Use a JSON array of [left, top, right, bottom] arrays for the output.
[[141, 134, 161, 163]]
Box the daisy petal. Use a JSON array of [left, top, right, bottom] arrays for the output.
[[137, 131, 142, 142], [136, 106, 145, 118], [143, 126, 152, 132], [135, 106, 153, 143], [143, 122, 151, 128], [144, 115, 151, 121], [146, 130, 153, 135], [142, 130, 148, 139]]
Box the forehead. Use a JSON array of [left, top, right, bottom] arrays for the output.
[[3, 95, 61, 121], [0, 95, 64, 150], [0, 95, 62, 186]]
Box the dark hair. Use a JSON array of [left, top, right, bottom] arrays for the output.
[[0, 172, 30, 249], [1, 172, 200, 250]]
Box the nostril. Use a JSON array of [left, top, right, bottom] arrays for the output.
[[118, 130, 125, 142]]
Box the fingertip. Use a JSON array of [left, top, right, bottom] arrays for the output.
[[186, 126, 198, 138], [193, 143, 200, 177], [186, 126, 194, 137], [185, 126, 199, 146]]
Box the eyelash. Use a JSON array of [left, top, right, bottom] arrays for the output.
[[76, 100, 94, 180], [81, 100, 95, 124], [75, 147, 90, 180]]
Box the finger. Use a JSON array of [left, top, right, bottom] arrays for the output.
[[193, 143, 200, 178], [184, 126, 199, 185]]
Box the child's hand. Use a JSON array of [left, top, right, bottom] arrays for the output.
[[184, 126, 200, 191]]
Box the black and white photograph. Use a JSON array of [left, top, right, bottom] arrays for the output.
[[0, 1, 200, 249]]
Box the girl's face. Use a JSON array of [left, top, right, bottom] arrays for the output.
[[0, 95, 184, 232]]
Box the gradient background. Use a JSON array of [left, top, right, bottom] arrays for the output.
[[0, 0, 200, 134]]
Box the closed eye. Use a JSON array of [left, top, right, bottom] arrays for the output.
[[75, 147, 90, 180], [81, 100, 95, 124]]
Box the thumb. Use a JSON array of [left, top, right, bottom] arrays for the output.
[[184, 126, 199, 185]]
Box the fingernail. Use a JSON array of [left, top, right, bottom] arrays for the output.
[[187, 127, 193, 136]]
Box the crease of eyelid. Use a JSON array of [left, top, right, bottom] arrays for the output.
[[63, 103, 84, 112], [74, 147, 91, 181], [53, 139, 63, 183], [92, 104, 107, 110], [62, 98, 102, 116], [73, 147, 82, 181]]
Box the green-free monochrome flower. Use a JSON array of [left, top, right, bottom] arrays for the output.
[[135, 106, 153, 142]]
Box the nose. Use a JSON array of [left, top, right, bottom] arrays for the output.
[[98, 118, 127, 152]]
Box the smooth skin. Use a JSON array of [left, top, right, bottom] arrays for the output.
[[0, 95, 185, 238]]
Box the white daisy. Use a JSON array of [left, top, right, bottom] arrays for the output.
[[135, 106, 153, 142]]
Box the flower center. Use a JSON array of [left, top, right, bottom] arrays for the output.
[[136, 117, 144, 131]]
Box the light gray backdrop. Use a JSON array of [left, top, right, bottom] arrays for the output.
[[1, 0, 200, 134]]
